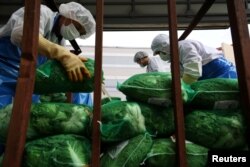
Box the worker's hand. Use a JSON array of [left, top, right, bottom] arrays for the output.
[[182, 73, 197, 84], [60, 54, 91, 82], [38, 34, 90, 82]]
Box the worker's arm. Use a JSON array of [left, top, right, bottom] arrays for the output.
[[180, 43, 202, 84], [182, 73, 198, 84], [38, 34, 90, 82]]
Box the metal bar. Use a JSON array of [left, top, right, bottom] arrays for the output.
[[178, 0, 216, 40], [66, 92, 73, 103], [226, 0, 250, 149], [2, 0, 41, 166], [91, 0, 104, 166], [69, 40, 82, 55], [168, 1, 187, 167]]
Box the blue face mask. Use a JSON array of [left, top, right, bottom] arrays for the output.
[[60, 23, 80, 40]]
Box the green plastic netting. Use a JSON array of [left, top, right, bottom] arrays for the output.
[[185, 109, 247, 149], [101, 133, 153, 167], [100, 101, 146, 142], [138, 102, 175, 137], [187, 78, 240, 109], [40, 93, 67, 103], [101, 97, 121, 105], [117, 72, 189, 106], [23, 134, 91, 167], [144, 138, 208, 167], [0, 103, 92, 141], [0, 104, 38, 143], [34, 58, 101, 94]]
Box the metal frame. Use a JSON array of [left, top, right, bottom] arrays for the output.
[[2, 0, 41, 166], [2, 0, 250, 167]]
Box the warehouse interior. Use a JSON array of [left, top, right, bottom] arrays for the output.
[[0, 0, 250, 167], [1, 0, 250, 30]]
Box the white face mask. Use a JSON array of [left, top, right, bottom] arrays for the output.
[[159, 52, 171, 62], [140, 64, 146, 68], [60, 23, 80, 40]]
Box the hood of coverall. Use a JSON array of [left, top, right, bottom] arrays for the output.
[[59, 2, 96, 39], [151, 34, 171, 61]]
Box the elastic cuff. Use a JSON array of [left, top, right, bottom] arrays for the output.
[[182, 74, 198, 84]]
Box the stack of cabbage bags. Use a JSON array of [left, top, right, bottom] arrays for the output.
[[0, 103, 93, 166], [183, 78, 247, 151], [186, 78, 240, 110]]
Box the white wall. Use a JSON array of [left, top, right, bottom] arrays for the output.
[[68, 46, 170, 100]]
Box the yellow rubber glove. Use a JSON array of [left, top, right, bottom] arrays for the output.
[[38, 34, 90, 82], [182, 73, 198, 84]]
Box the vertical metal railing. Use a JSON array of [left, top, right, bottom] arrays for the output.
[[167, 0, 187, 167], [2, 0, 41, 166], [91, 0, 104, 166], [226, 0, 250, 149]]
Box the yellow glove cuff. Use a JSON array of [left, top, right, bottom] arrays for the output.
[[38, 34, 68, 59], [38, 34, 90, 82], [182, 74, 198, 84]]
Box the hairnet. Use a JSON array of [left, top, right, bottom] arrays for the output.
[[134, 51, 149, 62], [59, 2, 96, 39], [151, 34, 170, 56]]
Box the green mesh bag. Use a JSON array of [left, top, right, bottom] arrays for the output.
[[185, 109, 247, 150], [138, 102, 175, 137], [0, 103, 92, 141], [40, 93, 67, 103], [117, 72, 189, 106], [101, 97, 121, 105], [30, 103, 92, 138], [144, 138, 208, 167], [34, 58, 99, 94], [100, 101, 146, 142], [0, 104, 38, 142], [187, 78, 240, 109], [23, 134, 91, 167], [101, 133, 153, 167]]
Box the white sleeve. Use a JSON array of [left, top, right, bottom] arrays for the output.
[[148, 57, 166, 72], [11, 5, 53, 47], [10, 8, 25, 46], [38, 5, 55, 36], [179, 43, 202, 78], [149, 58, 160, 72]]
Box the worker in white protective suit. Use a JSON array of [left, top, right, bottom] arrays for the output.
[[151, 34, 237, 84], [0, 2, 96, 109], [134, 51, 168, 72]]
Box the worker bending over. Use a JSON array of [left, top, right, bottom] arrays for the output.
[[134, 51, 168, 72], [0, 2, 96, 108], [151, 34, 237, 84]]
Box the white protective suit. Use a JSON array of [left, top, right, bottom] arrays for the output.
[[147, 56, 168, 72], [151, 34, 228, 79], [0, 2, 95, 108], [134, 51, 168, 72]]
